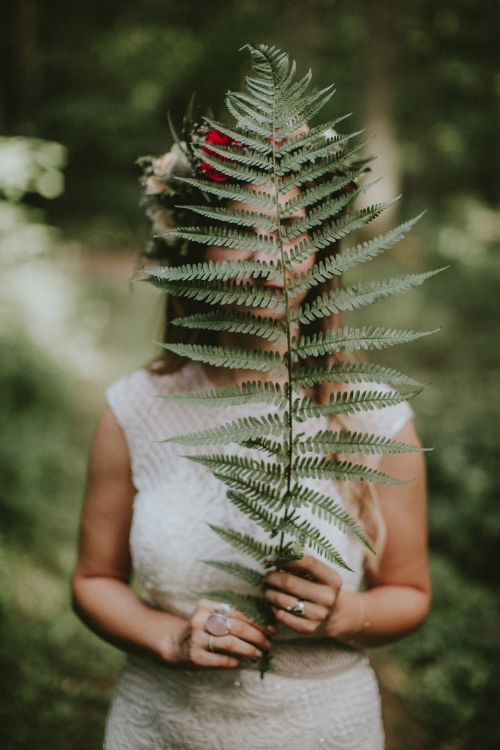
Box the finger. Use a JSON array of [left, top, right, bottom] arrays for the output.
[[269, 555, 343, 588], [265, 569, 336, 609], [196, 599, 269, 632], [207, 633, 264, 660], [272, 606, 319, 634], [229, 619, 272, 650], [192, 648, 240, 669], [264, 588, 329, 622]]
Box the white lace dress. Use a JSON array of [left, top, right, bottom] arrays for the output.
[[103, 362, 413, 750]]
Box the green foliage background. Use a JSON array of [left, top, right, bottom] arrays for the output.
[[0, 1, 499, 748]]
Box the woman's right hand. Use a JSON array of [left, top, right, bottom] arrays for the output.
[[172, 599, 273, 668]]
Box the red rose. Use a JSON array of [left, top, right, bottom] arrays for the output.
[[201, 128, 242, 181]]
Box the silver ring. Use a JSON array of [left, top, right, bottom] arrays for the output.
[[208, 635, 215, 652], [286, 599, 306, 616], [214, 602, 231, 616]]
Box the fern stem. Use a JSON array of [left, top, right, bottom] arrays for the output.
[[271, 94, 294, 556]]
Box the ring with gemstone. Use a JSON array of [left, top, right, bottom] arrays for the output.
[[205, 602, 232, 636], [286, 599, 306, 616]]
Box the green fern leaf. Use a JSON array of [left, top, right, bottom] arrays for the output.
[[289, 214, 425, 291], [291, 361, 425, 390], [159, 381, 288, 409], [180, 205, 278, 231], [280, 516, 351, 570], [293, 430, 427, 456], [176, 177, 276, 208], [294, 269, 446, 323], [281, 167, 372, 216], [163, 413, 289, 446], [171, 310, 286, 343], [159, 343, 286, 375], [189, 454, 286, 487], [296, 326, 439, 358], [293, 388, 422, 419], [191, 146, 274, 186], [203, 561, 265, 590], [145, 277, 284, 310], [141, 259, 282, 283], [203, 118, 273, 154], [155, 226, 277, 255], [285, 484, 373, 550], [208, 525, 274, 564], [292, 456, 408, 484]]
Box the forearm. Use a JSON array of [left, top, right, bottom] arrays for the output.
[[72, 575, 189, 662], [325, 585, 431, 648]]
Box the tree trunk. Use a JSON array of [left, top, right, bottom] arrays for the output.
[[361, 0, 401, 237]]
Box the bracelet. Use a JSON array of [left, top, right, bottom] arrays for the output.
[[346, 594, 371, 646]]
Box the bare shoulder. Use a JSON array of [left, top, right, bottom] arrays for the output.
[[74, 406, 136, 582]]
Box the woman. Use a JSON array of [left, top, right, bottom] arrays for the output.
[[72, 122, 431, 749]]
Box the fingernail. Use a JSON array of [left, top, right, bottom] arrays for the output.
[[255, 649, 263, 657], [264, 640, 272, 649], [266, 624, 277, 634]]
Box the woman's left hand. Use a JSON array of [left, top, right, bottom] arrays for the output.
[[264, 555, 343, 635]]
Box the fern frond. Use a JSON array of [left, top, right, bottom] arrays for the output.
[[180, 205, 278, 231], [291, 361, 425, 390], [292, 456, 408, 484], [203, 560, 265, 590], [145, 278, 284, 310], [171, 310, 286, 343], [176, 177, 275, 208], [281, 183, 372, 240], [159, 381, 288, 409], [296, 326, 438, 358], [208, 525, 274, 563], [280, 516, 351, 570], [160, 342, 285, 374], [293, 430, 427, 456], [203, 118, 272, 153], [286, 200, 399, 266], [293, 388, 422, 419], [163, 413, 288, 446], [155, 225, 277, 255], [197, 590, 273, 624], [274, 115, 352, 155], [281, 167, 372, 215], [217, 473, 285, 507], [189, 454, 286, 487], [279, 140, 369, 192], [293, 270, 446, 323], [285, 484, 373, 550], [226, 491, 281, 535], [194, 141, 273, 171], [289, 214, 425, 290], [278, 130, 363, 174], [141, 258, 282, 283], [192, 145, 274, 185]]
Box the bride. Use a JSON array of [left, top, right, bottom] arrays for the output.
[[72, 48, 431, 750]]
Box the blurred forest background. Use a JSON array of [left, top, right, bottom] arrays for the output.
[[0, 1, 499, 748]]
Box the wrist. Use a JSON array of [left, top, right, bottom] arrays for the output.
[[155, 615, 191, 664], [326, 590, 371, 645]]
